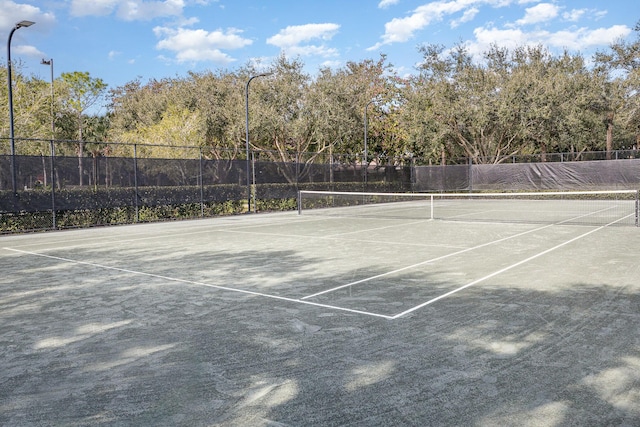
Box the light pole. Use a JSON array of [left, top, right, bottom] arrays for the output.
[[245, 72, 272, 213], [41, 58, 56, 229], [40, 58, 54, 139], [7, 19, 35, 195]]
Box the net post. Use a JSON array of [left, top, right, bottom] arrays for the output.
[[297, 190, 302, 215], [634, 189, 639, 226], [430, 194, 434, 220]]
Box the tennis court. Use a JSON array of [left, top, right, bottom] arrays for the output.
[[1, 192, 640, 425]]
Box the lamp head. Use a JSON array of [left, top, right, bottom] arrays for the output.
[[16, 20, 35, 28]]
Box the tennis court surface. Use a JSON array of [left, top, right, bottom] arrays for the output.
[[2, 196, 640, 425]]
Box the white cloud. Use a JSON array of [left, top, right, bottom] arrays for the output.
[[368, 0, 502, 50], [579, 25, 631, 47], [321, 59, 343, 68], [367, 0, 623, 53], [378, 0, 400, 8], [1, 0, 56, 31], [13, 44, 44, 57], [515, 2, 559, 25], [451, 7, 479, 28], [154, 26, 253, 64], [267, 23, 340, 48], [289, 45, 339, 58], [267, 23, 340, 58], [469, 23, 631, 59], [70, 0, 185, 21], [562, 8, 586, 22]]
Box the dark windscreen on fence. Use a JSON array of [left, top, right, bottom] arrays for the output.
[[2, 142, 640, 232]]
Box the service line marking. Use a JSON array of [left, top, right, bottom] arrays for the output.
[[302, 206, 627, 301], [389, 214, 634, 319], [301, 222, 558, 300], [3, 247, 393, 320]]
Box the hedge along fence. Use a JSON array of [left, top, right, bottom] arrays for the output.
[[0, 146, 413, 233], [0, 181, 410, 233]]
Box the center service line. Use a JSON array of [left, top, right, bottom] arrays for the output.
[[390, 215, 632, 319], [301, 222, 558, 300]]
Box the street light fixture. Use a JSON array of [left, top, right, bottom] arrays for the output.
[[245, 72, 272, 213], [7, 19, 35, 195]]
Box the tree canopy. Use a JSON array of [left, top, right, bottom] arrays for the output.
[[2, 26, 639, 165]]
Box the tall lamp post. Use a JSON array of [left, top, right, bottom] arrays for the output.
[[41, 58, 56, 229], [245, 72, 272, 213], [40, 58, 54, 139], [7, 19, 35, 195]]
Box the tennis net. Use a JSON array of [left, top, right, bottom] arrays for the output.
[[298, 190, 640, 226]]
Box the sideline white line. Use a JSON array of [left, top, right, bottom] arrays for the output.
[[390, 214, 634, 319], [3, 247, 393, 320]]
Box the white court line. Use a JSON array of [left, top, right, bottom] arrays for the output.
[[3, 247, 393, 320], [302, 205, 627, 300], [301, 222, 557, 300], [389, 213, 635, 319]]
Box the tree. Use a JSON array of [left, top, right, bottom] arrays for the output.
[[0, 63, 54, 153], [595, 20, 640, 151], [59, 71, 107, 184]]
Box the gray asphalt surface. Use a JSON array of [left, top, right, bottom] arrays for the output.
[[1, 212, 639, 426]]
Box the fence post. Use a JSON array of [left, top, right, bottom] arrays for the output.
[[468, 157, 473, 192], [296, 152, 300, 187], [251, 151, 256, 213], [411, 157, 415, 191], [50, 139, 56, 229], [133, 143, 139, 222], [199, 147, 204, 217]]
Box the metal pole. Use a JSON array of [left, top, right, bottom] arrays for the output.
[[199, 148, 204, 217], [49, 139, 56, 229], [133, 144, 139, 222], [41, 58, 56, 228], [245, 72, 272, 213], [7, 20, 35, 195], [40, 58, 54, 137], [636, 190, 640, 227]]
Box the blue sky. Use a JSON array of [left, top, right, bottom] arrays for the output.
[[3, 0, 637, 100]]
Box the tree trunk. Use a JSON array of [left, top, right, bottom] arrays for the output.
[[606, 112, 614, 160]]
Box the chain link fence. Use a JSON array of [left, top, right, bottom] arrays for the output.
[[2, 138, 639, 233], [0, 139, 413, 232]]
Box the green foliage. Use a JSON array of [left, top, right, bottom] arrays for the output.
[[3, 28, 640, 167], [0, 180, 408, 232]]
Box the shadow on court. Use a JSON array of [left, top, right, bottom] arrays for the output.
[[2, 237, 640, 426]]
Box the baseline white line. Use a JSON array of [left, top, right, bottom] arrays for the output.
[[390, 214, 634, 319], [3, 247, 393, 320]]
